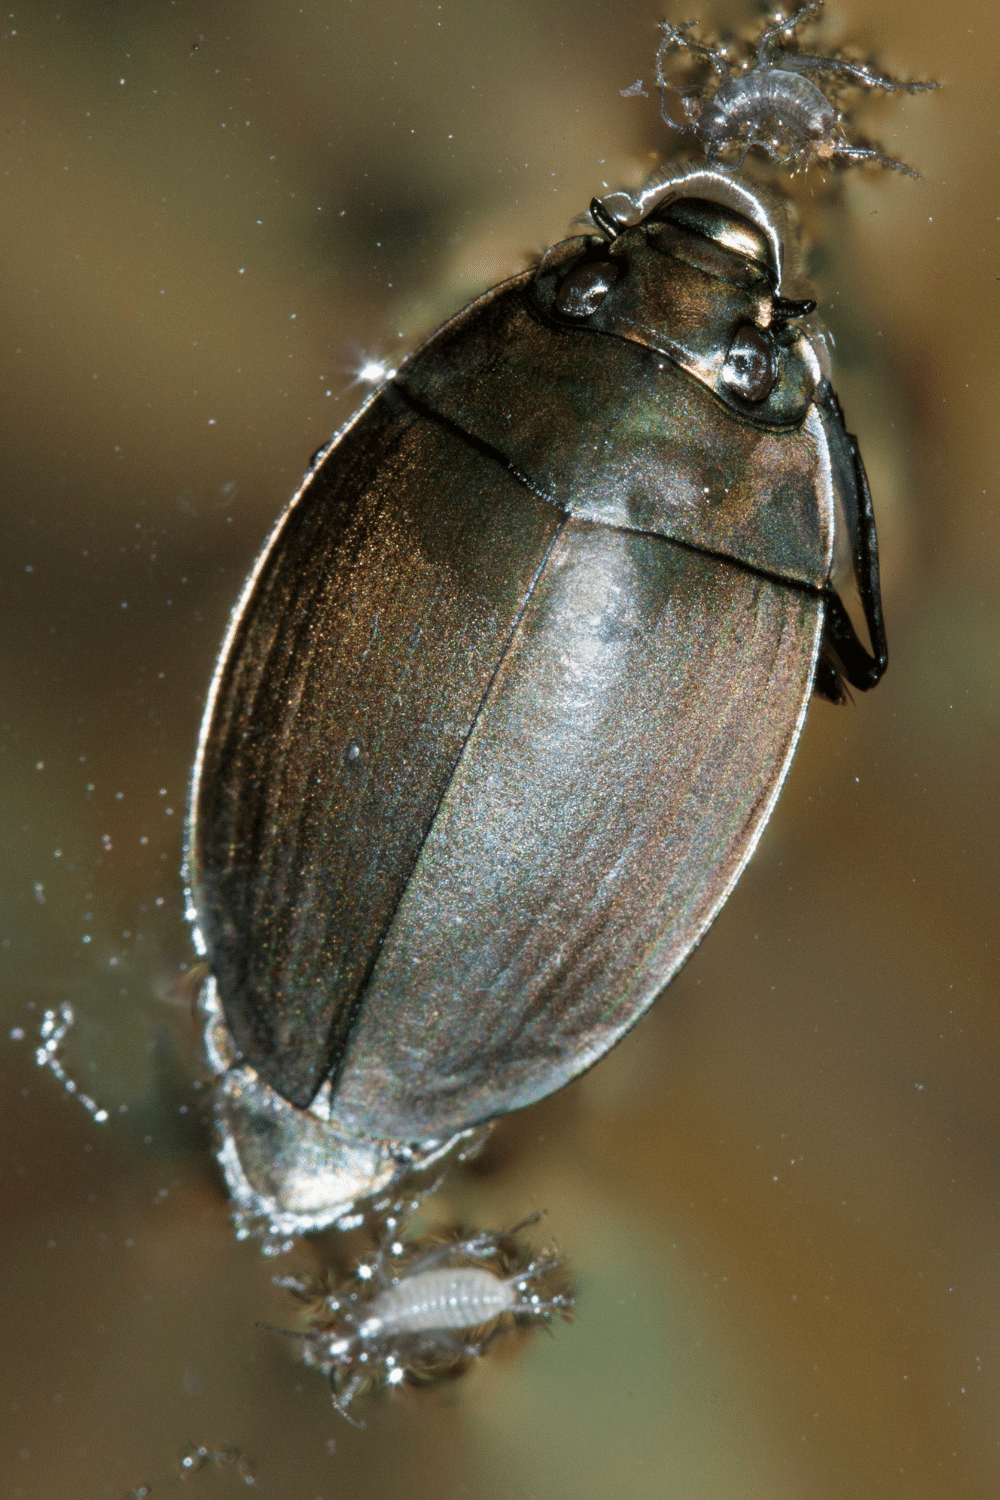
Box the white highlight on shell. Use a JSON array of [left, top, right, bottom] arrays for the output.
[[356, 358, 397, 386], [34, 1003, 109, 1123]]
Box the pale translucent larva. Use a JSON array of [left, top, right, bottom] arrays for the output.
[[271, 1204, 573, 1421], [649, 1, 938, 177], [359, 1266, 520, 1336]]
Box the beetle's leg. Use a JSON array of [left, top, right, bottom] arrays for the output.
[[518, 1296, 574, 1319], [707, 134, 745, 168], [369, 1218, 396, 1286], [371, 1248, 394, 1289], [255, 1319, 313, 1340], [656, 95, 699, 135], [756, 0, 824, 67], [666, 87, 707, 133], [370, 1173, 450, 1282], [396, 1226, 507, 1276], [402, 1211, 548, 1275], [743, 142, 765, 168], [510, 1264, 565, 1297], [508, 1239, 562, 1282], [777, 53, 940, 94], [520, 1249, 562, 1280], [373, 1197, 424, 1283], [754, 134, 796, 167], [452, 1212, 548, 1264], [818, 399, 888, 695]]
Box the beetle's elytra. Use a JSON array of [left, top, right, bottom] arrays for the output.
[[186, 164, 886, 1237]]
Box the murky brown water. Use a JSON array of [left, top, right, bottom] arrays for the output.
[[2, 1, 997, 1496]]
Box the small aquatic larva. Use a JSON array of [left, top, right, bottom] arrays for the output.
[[271, 1207, 573, 1421], [647, 0, 938, 176]]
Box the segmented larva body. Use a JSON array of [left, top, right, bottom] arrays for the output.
[[649, 0, 938, 177], [272, 1207, 573, 1421], [359, 1266, 520, 1336]]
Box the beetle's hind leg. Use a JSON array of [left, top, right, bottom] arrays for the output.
[[813, 382, 888, 700], [421, 1211, 545, 1267]]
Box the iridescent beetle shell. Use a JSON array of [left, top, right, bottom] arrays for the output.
[[185, 164, 886, 1241]]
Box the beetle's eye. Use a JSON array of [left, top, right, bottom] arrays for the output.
[[721, 324, 776, 404], [555, 259, 621, 319]]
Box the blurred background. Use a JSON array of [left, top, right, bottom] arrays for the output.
[[1, 1, 995, 1496]]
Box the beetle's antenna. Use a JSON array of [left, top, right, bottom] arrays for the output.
[[497, 1210, 546, 1237], [773, 294, 817, 321], [588, 197, 624, 240]]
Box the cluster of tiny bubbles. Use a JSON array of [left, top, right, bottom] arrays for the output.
[[32, 1002, 109, 1122], [334, 1211, 365, 1231], [126, 1444, 256, 1497], [261, 1234, 297, 1258], [178, 1444, 256, 1484], [260, 1236, 295, 1260], [232, 1212, 296, 1258]]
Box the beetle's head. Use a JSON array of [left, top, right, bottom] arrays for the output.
[[533, 169, 820, 429]]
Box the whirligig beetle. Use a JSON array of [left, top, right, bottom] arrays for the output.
[[185, 135, 897, 1244]]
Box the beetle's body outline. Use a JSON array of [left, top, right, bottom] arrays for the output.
[[185, 162, 887, 1240]]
